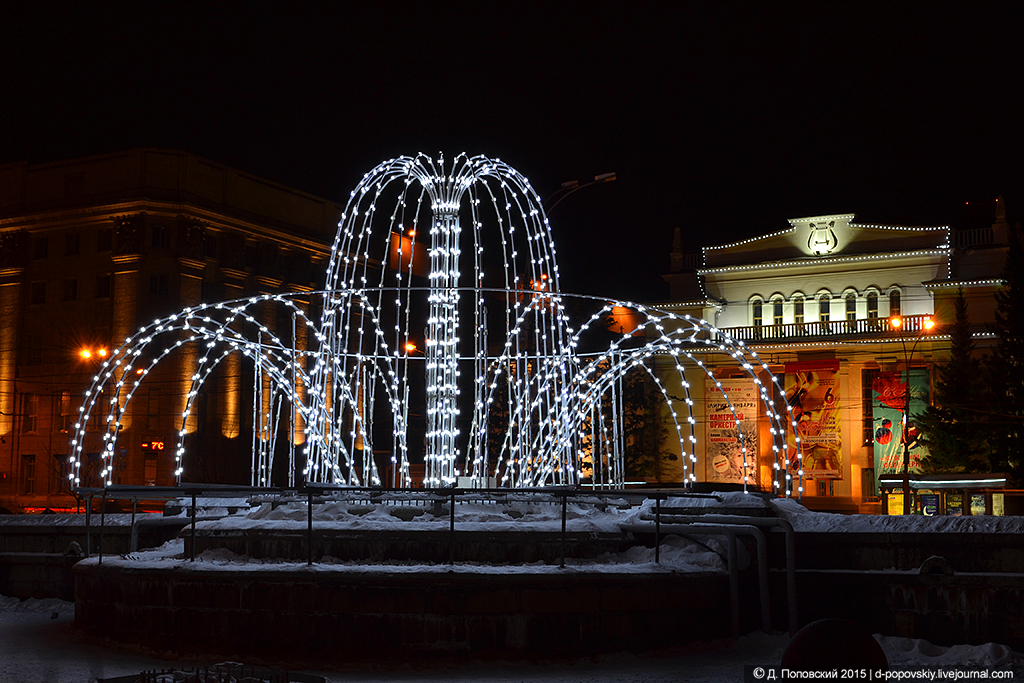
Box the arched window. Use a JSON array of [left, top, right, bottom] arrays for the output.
[[793, 296, 805, 325], [867, 292, 879, 319], [773, 298, 784, 326], [889, 290, 901, 317], [845, 292, 857, 321], [752, 300, 763, 327], [819, 294, 831, 322]]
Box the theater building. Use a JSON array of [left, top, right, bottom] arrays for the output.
[[0, 149, 339, 512], [660, 207, 1011, 512]]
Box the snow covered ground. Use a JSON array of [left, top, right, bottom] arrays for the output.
[[7, 492, 1024, 681], [2, 595, 1022, 683]]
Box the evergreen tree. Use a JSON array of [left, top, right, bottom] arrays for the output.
[[918, 288, 988, 472], [985, 225, 1024, 478], [619, 362, 677, 481]]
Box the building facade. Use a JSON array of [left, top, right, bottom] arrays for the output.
[[661, 207, 1011, 512], [0, 149, 340, 512]]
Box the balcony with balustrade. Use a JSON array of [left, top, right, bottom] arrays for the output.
[[716, 313, 937, 344]]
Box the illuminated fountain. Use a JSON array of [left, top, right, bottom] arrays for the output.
[[69, 154, 802, 495]]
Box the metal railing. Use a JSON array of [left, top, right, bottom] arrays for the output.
[[73, 483, 797, 637], [72, 483, 759, 568], [720, 313, 937, 343]]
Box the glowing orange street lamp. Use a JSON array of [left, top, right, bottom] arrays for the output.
[[404, 341, 418, 354], [889, 315, 934, 514]]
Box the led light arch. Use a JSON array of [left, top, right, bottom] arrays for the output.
[[71, 154, 800, 494]]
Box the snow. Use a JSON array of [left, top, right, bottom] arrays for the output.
[[70, 490, 1024, 574], [2, 594, 1021, 683], [771, 498, 1024, 533], [6, 492, 1024, 680]]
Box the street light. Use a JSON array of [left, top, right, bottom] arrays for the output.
[[889, 315, 935, 515], [543, 172, 616, 213]]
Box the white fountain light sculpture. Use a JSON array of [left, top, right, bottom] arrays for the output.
[[69, 153, 801, 495]]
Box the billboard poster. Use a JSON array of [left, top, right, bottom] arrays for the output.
[[871, 369, 930, 489], [946, 492, 963, 516], [920, 493, 939, 516], [704, 378, 759, 484], [785, 361, 842, 479]]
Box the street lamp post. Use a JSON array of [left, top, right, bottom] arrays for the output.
[[543, 172, 616, 213], [889, 315, 935, 515]]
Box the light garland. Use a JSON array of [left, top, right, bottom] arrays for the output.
[[70, 154, 801, 498], [699, 248, 951, 275]]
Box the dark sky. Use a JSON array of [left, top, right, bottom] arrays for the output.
[[4, 2, 1023, 301]]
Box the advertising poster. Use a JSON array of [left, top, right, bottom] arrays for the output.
[[946, 492, 963, 516], [970, 494, 987, 515], [993, 493, 1005, 516], [920, 493, 939, 516], [704, 378, 759, 484], [785, 361, 842, 479], [887, 492, 904, 515], [872, 369, 930, 490]]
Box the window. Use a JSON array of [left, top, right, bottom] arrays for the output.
[[794, 297, 804, 325], [26, 335, 42, 365], [21, 394, 38, 433], [64, 233, 80, 256], [846, 292, 857, 321], [30, 281, 46, 305], [60, 391, 73, 432], [862, 468, 878, 502], [22, 454, 36, 495], [862, 368, 879, 445], [151, 225, 169, 248], [201, 280, 219, 303], [62, 278, 78, 301], [773, 299, 783, 326], [32, 238, 48, 260], [88, 392, 105, 430], [147, 388, 161, 431], [96, 228, 113, 252], [144, 453, 158, 486], [889, 291, 901, 317], [752, 300, 763, 327], [204, 233, 219, 259], [95, 273, 112, 299], [819, 294, 831, 322], [149, 273, 169, 296], [867, 292, 878, 319]]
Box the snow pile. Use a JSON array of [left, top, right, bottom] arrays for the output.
[[109, 530, 725, 575], [661, 492, 775, 510], [0, 512, 153, 527], [208, 496, 639, 534], [0, 594, 74, 614], [772, 498, 1024, 533], [878, 635, 1024, 670]]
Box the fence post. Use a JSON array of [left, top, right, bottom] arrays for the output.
[[655, 495, 661, 564], [190, 493, 197, 561], [84, 497, 92, 558], [307, 488, 314, 566], [560, 492, 567, 568], [98, 489, 106, 565], [449, 488, 456, 565]]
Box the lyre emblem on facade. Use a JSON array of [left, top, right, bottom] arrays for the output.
[[807, 220, 838, 254]]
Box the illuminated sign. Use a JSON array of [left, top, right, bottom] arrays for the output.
[[141, 441, 166, 452]]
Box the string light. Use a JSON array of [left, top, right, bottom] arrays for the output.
[[70, 153, 797, 496]]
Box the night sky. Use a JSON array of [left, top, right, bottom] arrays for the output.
[[4, 3, 1023, 301]]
